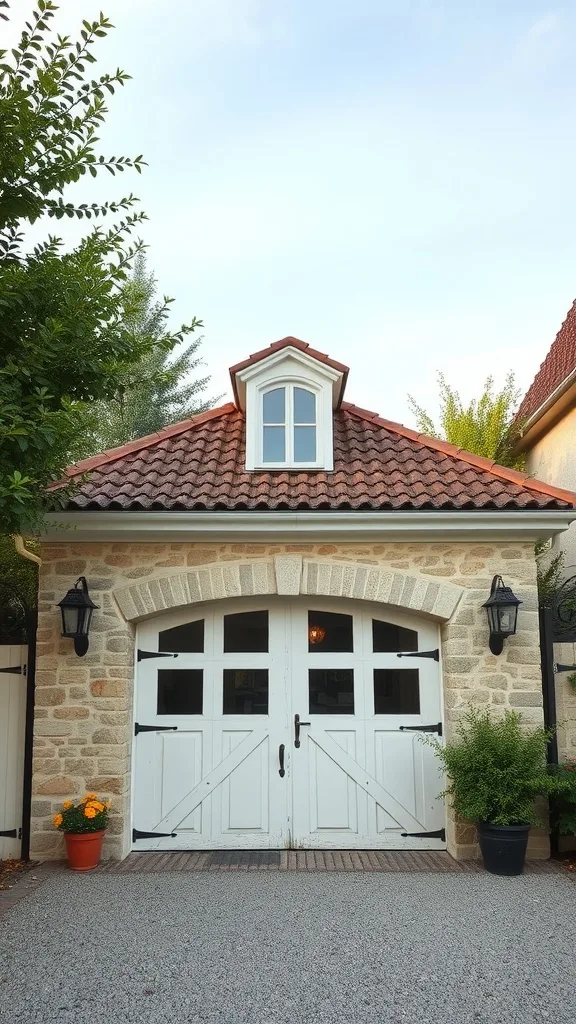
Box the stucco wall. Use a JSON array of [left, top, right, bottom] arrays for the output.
[[527, 407, 576, 569], [31, 539, 547, 862]]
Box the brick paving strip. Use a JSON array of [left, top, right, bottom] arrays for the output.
[[0, 853, 564, 918], [98, 851, 565, 874]]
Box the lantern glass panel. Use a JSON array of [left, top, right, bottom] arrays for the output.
[[498, 606, 517, 635], [61, 605, 79, 636]]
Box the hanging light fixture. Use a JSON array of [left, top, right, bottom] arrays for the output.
[[58, 577, 98, 657], [482, 575, 522, 655], [308, 624, 326, 645]]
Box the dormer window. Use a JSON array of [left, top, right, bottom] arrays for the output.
[[231, 337, 348, 472], [262, 385, 317, 465]]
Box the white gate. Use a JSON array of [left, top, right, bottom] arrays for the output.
[[0, 645, 27, 859]]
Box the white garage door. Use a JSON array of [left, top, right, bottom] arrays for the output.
[[132, 597, 445, 850]]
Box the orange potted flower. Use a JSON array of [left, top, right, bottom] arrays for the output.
[[53, 794, 110, 870]]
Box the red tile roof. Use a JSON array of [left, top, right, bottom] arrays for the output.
[[59, 402, 575, 512], [517, 300, 576, 423]]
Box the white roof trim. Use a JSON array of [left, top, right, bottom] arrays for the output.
[[42, 509, 576, 543]]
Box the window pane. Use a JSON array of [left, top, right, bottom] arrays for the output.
[[309, 669, 354, 714], [372, 619, 418, 653], [224, 610, 269, 653], [158, 619, 204, 653], [294, 426, 316, 462], [223, 669, 268, 714], [294, 387, 315, 424], [157, 670, 203, 715], [263, 388, 285, 424], [263, 426, 285, 462], [373, 669, 420, 714], [308, 610, 353, 652]]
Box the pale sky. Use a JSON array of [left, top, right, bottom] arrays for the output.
[[7, 1, 576, 425]]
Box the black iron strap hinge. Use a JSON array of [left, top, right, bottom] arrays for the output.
[[0, 827, 21, 839], [397, 649, 439, 661], [401, 828, 446, 841], [132, 828, 177, 841], [555, 662, 576, 673], [134, 723, 178, 736], [137, 650, 179, 662], [0, 663, 25, 675], [399, 722, 442, 736]]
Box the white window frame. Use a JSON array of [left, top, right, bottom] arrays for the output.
[[238, 347, 339, 472], [260, 381, 321, 469]]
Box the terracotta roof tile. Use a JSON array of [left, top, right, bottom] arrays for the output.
[[517, 300, 576, 422], [60, 402, 575, 512]]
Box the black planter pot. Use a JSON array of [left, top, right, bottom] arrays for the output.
[[477, 822, 531, 876]]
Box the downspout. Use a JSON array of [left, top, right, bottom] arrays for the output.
[[12, 535, 42, 860], [13, 535, 42, 567]]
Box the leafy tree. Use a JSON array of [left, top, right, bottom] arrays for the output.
[[77, 257, 219, 455], [0, 1, 201, 535], [408, 372, 524, 469]]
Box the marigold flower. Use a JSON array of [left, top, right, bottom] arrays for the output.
[[53, 813, 63, 828], [84, 805, 97, 818], [63, 800, 73, 810], [82, 793, 97, 803], [88, 801, 105, 813]]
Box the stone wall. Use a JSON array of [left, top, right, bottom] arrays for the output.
[[31, 539, 547, 861]]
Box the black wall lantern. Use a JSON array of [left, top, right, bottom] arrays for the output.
[[482, 575, 522, 655], [58, 577, 98, 657]]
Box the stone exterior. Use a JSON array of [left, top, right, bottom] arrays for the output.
[[31, 539, 548, 862]]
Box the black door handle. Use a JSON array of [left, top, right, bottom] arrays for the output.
[[294, 713, 311, 748], [278, 743, 286, 777]]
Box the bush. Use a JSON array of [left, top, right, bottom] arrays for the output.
[[551, 761, 576, 835], [430, 708, 561, 827]]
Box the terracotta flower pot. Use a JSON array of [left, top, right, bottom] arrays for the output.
[[64, 830, 105, 871]]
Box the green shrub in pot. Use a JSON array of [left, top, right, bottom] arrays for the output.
[[430, 708, 564, 874]]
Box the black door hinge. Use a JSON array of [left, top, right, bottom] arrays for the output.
[[132, 828, 177, 842], [0, 664, 25, 675], [399, 722, 442, 736], [0, 827, 21, 839], [401, 828, 446, 841], [397, 649, 439, 661], [134, 723, 178, 736], [137, 650, 179, 662]]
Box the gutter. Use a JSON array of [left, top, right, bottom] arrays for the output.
[[518, 370, 576, 450], [41, 509, 576, 543]]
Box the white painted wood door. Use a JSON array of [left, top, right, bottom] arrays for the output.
[[0, 645, 27, 859], [132, 597, 444, 851], [289, 600, 445, 849], [133, 600, 290, 850]]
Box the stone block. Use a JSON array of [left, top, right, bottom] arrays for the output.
[[90, 679, 127, 698], [53, 707, 90, 719], [33, 775, 78, 796], [508, 692, 544, 707]]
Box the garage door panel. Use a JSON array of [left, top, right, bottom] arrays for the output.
[[162, 732, 204, 833], [221, 731, 269, 833], [308, 733, 358, 834]]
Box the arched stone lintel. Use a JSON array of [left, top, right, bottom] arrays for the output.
[[113, 556, 463, 624]]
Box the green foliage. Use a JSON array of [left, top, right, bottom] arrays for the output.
[[429, 708, 561, 826], [552, 762, 576, 835], [408, 372, 524, 469], [534, 540, 566, 603], [0, 534, 38, 607], [0, 2, 202, 534], [75, 257, 219, 456]]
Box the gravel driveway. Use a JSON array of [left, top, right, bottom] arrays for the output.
[[1, 870, 575, 1024]]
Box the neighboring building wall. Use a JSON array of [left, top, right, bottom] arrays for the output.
[[31, 540, 547, 863], [527, 406, 576, 568]]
